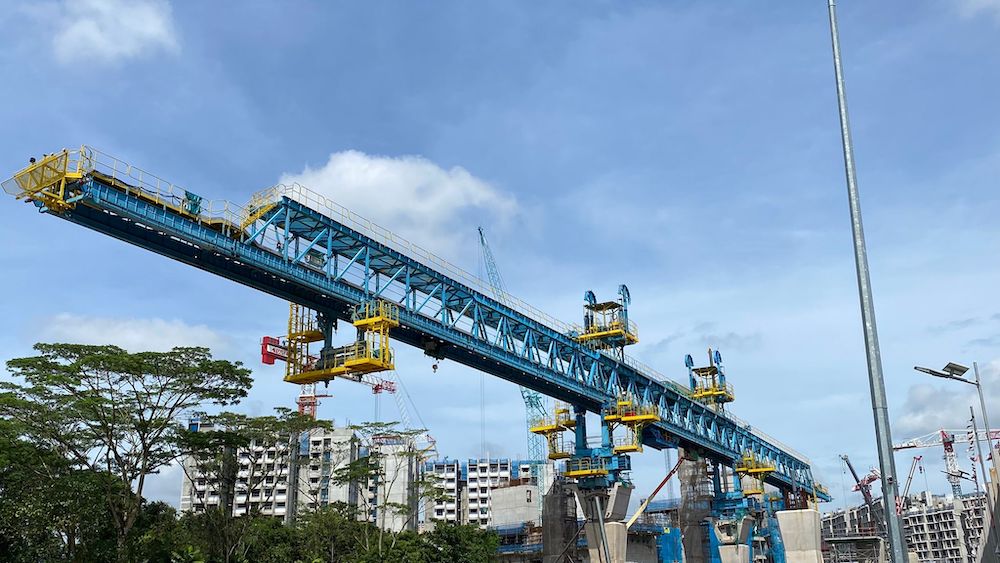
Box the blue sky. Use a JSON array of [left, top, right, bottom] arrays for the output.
[[3, 0, 1000, 512]]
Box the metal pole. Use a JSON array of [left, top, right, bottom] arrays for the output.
[[826, 2, 908, 561], [973, 363, 1000, 555], [970, 406, 1000, 556], [974, 362, 999, 487]]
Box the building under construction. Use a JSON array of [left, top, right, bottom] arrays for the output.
[[822, 491, 989, 562]]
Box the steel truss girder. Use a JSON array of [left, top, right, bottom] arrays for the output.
[[54, 178, 825, 499]]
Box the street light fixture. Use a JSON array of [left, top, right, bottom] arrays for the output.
[[915, 361, 1000, 555]]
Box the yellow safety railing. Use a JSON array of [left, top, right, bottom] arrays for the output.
[[353, 299, 401, 328], [546, 434, 574, 460], [735, 452, 776, 476], [691, 382, 735, 401], [529, 403, 576, 434], [564, 457, 608, 477], [289, 303, 324, 343], [2, 148, 88, 213], [610, 402, 660, 421]]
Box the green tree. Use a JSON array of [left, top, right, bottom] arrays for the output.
[[421, 521, 499, 563], [294, 503, 374, 562], [175, 409, 331, 563], [330, 421, 446, 560], [0, 417, 120, 562], [0, 343, 252, 560]]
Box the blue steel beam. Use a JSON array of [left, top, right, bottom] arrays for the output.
[[6, 155, 828, 500]]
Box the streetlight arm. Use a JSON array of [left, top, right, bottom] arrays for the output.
[[914, 366, 978, 386]]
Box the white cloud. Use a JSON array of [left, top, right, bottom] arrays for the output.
[[279, 150, 517, 259], [47, 0, 179, 65], [40, 313, 228, 353], [957, 0, 1000, 20], [895, 360, 1000, 438]]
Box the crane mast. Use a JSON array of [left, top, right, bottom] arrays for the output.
[[478, 227, 548, 474], [841, 454, 885, 534]]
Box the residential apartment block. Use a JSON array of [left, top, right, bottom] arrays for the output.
[[179, 417, 359, 523], [424, 458, 544, 528]]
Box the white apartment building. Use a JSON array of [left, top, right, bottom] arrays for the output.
[[425, 458, 541, 528], [179, 418, 358, 522], [361, 436, 422, 533]]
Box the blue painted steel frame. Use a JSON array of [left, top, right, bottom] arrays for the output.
[[37, 175, 828, 500]]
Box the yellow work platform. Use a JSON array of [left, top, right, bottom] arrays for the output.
[[353, 300, 400, 329], [284, 356, 393, 384], [290, 329, 324, 343], [691, 386, 734, 402], [564, 459, 608, 478], [621, 412, 660, 423], [529, 419, 576, 434]]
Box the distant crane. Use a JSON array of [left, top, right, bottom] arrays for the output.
[[477, 227, 549, 469], [841, 454, 885, 534], [896, 456, 923, 515], [892, 429, 993, 496]]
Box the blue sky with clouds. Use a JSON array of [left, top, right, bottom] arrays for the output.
[[3, 0, 1000, 511]]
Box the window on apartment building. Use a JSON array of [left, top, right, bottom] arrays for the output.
[[526, 490, 532, 503]]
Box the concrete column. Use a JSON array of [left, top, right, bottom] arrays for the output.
[[571, 484, 632, 563], [775, 509, 823, 563], [679, 452, 712, 563], [604, 522, 627, 563], [717, 544, 750, 563], [542, 480, 578, 563]]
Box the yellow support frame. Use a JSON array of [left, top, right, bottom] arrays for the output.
[[603, 396, 661, 454], [283, 300, 399, 385], [690, 382, 735, 403], [735, 451, 776, 497], [4, 149, 85, 214], [530, 403, 577, 460]]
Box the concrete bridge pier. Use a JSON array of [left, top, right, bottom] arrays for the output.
[[776, 508, 823, 563], [571, 482, 632, 563]]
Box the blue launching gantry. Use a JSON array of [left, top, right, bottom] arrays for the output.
[[4, 147, 832, 562]]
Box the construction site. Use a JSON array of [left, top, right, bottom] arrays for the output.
[[1, 144, 837, 562], [2, 2, 999, 563]]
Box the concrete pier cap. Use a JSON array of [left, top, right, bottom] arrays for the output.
[[776, 508, 823, 563]]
